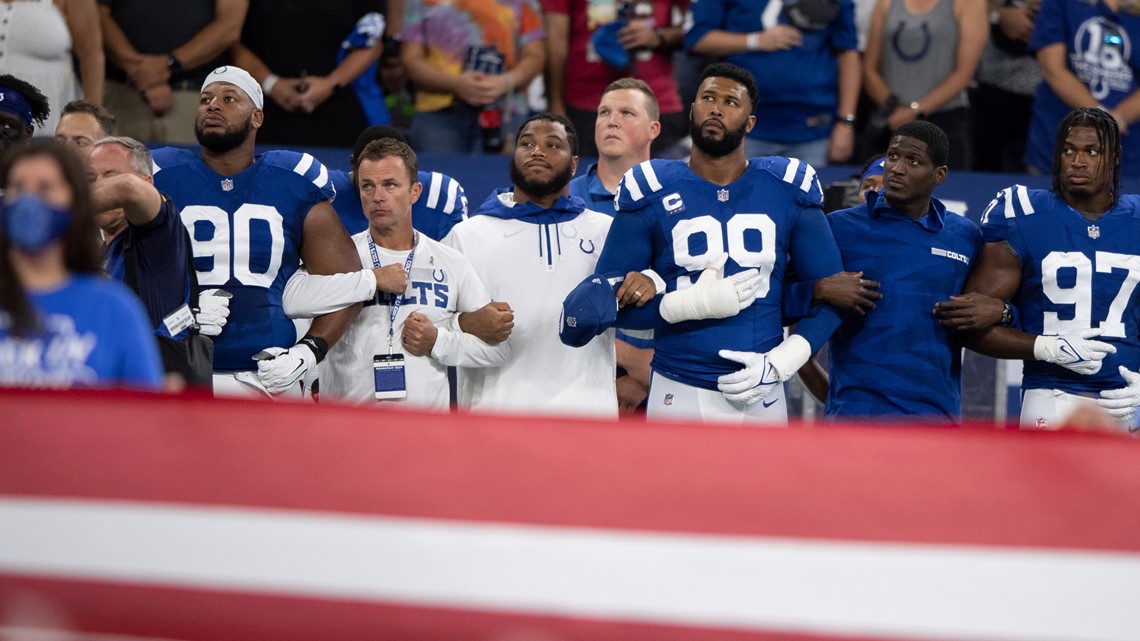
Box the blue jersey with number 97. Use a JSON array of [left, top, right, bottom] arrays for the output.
[[597, 157, 843, 390], [152, 148, 336, 372], [981, 185, 1140, 392]]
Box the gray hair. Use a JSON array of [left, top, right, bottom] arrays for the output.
[[92, 136, 154, 178]]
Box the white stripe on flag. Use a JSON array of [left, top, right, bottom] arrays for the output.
[[0, 498, 1137, 641]]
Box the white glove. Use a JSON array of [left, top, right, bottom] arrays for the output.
[[253, 344, 317, 394], [196, 289, 232, 337], [659, 253, 762, 324], [1097, 366, 1140, 427], [1033, 327, 1116, 375], [716, 335, 812, 405]]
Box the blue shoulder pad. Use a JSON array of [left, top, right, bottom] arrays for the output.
[[615, 159, 677, 213], [751, 156, 824, 208], [418, 170, 468, 217], [260, 150, 336, 201], [979, 184, 1039, 226], [1119, 193, 1140, 216], [150, 147, 196, 174]]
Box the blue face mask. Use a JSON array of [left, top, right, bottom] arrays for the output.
[[1, 195, 72, 254]]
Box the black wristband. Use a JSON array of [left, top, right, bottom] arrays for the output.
[[298, 335, 329, 364]]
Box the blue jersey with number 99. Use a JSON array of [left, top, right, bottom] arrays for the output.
[[598, 157, 843, 390], [152, 148, 336, 372]]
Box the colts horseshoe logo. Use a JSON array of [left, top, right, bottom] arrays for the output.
[[579, 239, 596, 254], [891, 20, 930, 62], [432, 269, 446, 283]]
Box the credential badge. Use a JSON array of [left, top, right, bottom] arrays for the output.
[[1088, 224, 1100, 239], [717, 188, 729, 202], [221, 178, 234, 192]]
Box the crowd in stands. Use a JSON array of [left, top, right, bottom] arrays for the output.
[[2, 0, 1135, 173], [0, 0, 1138, 434]]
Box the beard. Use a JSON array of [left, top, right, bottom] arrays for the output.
[[510, 159, 575, 201], [195, 118, 254, 154], [690, 116, 748, 158]]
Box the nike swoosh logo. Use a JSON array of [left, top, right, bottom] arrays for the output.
[[1059, 344, 1078, 360], [503, 228, 527, 238], [762, 397, 779, 408]]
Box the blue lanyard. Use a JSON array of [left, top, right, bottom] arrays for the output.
[[367, 230, 417, 353]]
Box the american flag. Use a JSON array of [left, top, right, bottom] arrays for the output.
[[2, 388, 1139, 641]]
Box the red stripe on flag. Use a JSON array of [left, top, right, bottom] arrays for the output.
[[1, 388, 1139, 551], [0, 574, 923, 641]]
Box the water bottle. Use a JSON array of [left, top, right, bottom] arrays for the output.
[[464, 45, 506, 153]]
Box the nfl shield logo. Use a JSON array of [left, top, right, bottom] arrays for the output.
[[221, 178, 234, 192], [717, 189, 729, 202], [663, 393, 674, 406], [1088, 224, 1100, 239], [1035, 418, 1048, 429]]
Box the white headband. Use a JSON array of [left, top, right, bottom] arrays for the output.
[[201, 66, 263, 110]]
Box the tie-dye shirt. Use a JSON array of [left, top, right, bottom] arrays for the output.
[[399, 0, 544, 114]]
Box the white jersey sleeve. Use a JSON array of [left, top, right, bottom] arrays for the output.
[[428, 249, 511, 367], [281, 268, 378, 318]]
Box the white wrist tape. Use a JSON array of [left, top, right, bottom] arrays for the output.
[[766, 334, 812, 382], [659, 275, 738, 324]]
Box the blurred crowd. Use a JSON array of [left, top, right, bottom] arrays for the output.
[[5, 0, 1136, 175]]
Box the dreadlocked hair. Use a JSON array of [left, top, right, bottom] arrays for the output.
[[1052, 107, 1122, 209]]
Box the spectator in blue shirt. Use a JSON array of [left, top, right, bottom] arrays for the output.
[[685, 0, 861, 166], [0, 141, 163, 390]]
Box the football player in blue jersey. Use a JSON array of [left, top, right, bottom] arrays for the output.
[[936, 107, 1134, 429], [328, 125, 467, 241], [151, 66, 363, 397], [572, 62, 847, 424]]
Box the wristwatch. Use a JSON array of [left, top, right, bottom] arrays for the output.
[[1001, 300, 1014, 326], [167, 54, 183, 74], [909, 101, 925, 118]]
